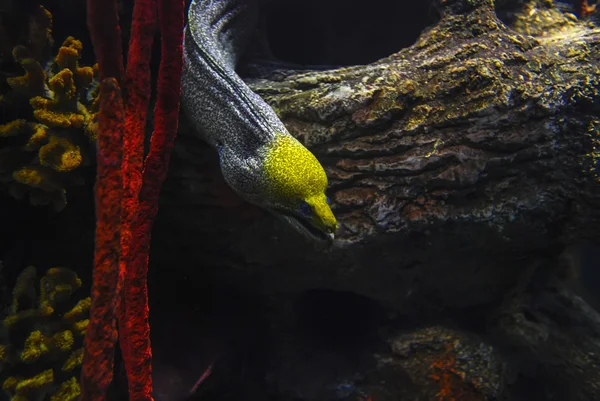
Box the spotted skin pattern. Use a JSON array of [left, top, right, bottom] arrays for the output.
[[263, 133, 338, 236], [181, 0, 337, 241]]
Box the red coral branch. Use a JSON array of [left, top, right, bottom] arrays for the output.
[[81, 0, 185, 399], [85, 0, 124, 84], [80, 78, 125, 401], [144, 0, 185, 199], [122, 0, 184, 398], [118, 0, 158, 391]]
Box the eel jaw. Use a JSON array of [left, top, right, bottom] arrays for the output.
[[275, 211, 335, 243]]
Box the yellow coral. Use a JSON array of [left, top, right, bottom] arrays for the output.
[[3, 310, 39, 329], [38, 132, 83, 172], [39, 268, 82, 309], [63, 297, 91, 321], [71, 319, 89, 337], [0, 19, 98, 211], [20, 330, 50, 362], [6, 46, 46, 97], [4, 266, 43, 328], [52, 330, 74, 352], [24, 124, 50, 151], [4, 266, 85, 327], [12, 166, 65, 193], [61, 348, 83, 372], [31, 70, 84, 128], [2, 377, 19, 392], [38, 303, 55, 317], [10, 266, 37, 313], [19, 330, 74, 362], [0, 120, 29, 138], [0, 121, 50, 165], [1, 266, 88, 401], [56, 38, 94, 90], [14, 369, 53, 392], [50, 377, 80, 401], [27, 37, 96, 132]]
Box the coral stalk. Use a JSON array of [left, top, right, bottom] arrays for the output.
[[122, 0, 184, 398], [79, 78, 124, 401], [80, 2, 125, 401], [81, 0, 185, 399], [117, 0, 158, 390], [85, 0, 124, 84], [144, 0, 185, 200]]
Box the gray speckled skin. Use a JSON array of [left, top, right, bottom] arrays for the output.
[[181, 0, 289, 203]]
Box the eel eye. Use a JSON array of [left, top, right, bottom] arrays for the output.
[[299, 201, 312, 217], [215, 143, 224, 159]]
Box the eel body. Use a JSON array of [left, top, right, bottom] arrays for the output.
[[181, 0, 337, 241]]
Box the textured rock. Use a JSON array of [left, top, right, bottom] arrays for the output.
[[157, 0, 600, 313], [490, 281, 600, 401], [264, 323, 508, 401], [153, 1, 600, 398], [386, 326, 508, 400]]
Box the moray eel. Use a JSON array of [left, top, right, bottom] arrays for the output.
[[181, 0, 338, 242]]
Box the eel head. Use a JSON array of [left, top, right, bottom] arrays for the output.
[[261, 133, 338, 243], [218, 132, 338, 243]]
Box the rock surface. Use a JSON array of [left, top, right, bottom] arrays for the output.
[[157, 0, 599, 314], [152, 0, 600, 399]]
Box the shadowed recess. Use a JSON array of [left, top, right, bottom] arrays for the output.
[[295, 289, 385, 350], [263, 0, 440, 66]]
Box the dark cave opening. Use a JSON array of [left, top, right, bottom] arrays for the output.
[[294, 289, 385, 351], [144, 276, 271, 401], [144, 281, 390, 400], [263, 0, 440, 67]]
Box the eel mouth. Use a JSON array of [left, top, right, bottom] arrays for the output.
[[276, 211, 334, 243]]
